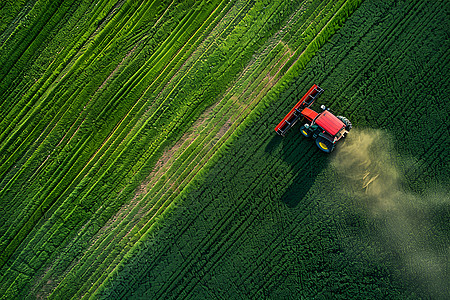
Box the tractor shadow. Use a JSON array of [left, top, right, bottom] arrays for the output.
[[265, 130, 329, 208]]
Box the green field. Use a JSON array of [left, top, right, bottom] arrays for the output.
[[0, 0, 448, 299]]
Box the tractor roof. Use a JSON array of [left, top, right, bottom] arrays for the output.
[[315, 111, 345, 136]]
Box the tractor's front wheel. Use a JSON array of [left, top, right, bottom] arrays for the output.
[[300, 125, 311, 138], [316, 137, 334, 153], [337, 116, 352, 131]]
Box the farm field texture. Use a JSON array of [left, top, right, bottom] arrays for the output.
[[0, 0, 448, 299]]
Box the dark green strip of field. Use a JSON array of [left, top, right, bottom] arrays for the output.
[[98, 0, 449, 299]]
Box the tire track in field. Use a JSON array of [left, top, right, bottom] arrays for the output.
[[303, 0, 427, 128], [328, 0, 443, 135], [324, 0, 424, 108]]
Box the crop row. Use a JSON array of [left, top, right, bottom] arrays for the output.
[[0, 0, 120, 263], [95, 0, 447, 298]]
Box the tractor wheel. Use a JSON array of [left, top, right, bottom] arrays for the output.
[[337, 116, 352, 131], [300, 125, 311, 138], [316, 137, 334, 153]]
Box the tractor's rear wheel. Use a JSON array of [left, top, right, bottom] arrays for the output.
[[300, 125, 311, 138], [316, 137, 334, 153], [337, 116, 352, 131]]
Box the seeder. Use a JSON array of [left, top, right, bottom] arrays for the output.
[[274, 84, 352, 153]]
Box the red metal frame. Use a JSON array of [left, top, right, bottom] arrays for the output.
[[274, 84, 323, 135]]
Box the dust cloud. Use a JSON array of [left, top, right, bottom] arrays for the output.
[[332, 129, 449, 299]]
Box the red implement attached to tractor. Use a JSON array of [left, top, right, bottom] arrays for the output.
[[274, 84, 352, 153]]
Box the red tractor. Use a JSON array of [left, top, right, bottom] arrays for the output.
[[274, 84, 352, 153]]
